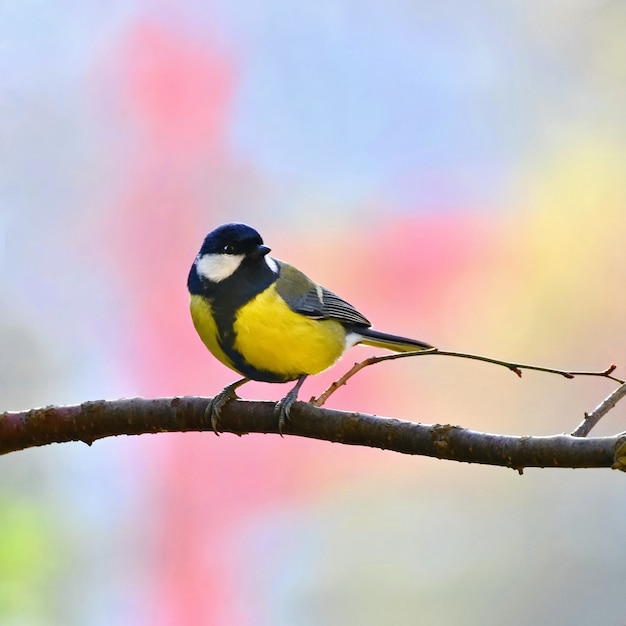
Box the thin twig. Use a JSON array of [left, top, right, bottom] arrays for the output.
[[311, 356, 388, 407], [571, 382, 626, 437], [311, 348, 623, 407]]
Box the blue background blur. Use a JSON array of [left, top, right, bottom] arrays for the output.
[[2, 2, 626, 624]]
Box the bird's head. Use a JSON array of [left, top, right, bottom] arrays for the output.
[[190, 223, 276, 287]]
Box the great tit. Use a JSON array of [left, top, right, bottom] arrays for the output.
[[187, 223, 434, 432]]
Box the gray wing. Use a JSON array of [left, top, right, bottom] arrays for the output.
[[274, 260, 371, 327]]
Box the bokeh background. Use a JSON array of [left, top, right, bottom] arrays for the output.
[[2, 2, 626, 624]]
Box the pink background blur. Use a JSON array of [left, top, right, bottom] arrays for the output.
[[2, 3, 626, 625]]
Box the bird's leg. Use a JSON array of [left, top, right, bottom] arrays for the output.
[[274, 375, 308, 435], [206, 377, 249, 435]]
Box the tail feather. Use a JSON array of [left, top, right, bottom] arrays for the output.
[[357, 328, 434, 352]]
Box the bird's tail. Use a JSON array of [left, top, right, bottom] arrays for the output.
[[357, 328, 434, 353]]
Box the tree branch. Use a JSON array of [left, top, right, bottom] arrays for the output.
[[1, 398, 625, 472], [571, 382, 626, 437]]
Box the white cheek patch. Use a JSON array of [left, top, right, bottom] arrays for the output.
[[196, 253, 244, 282], [265, 255, 279, 274]]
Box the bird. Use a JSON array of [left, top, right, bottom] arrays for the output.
[[187, 222, 434, 433]]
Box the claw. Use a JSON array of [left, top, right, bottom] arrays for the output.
[[206, 378, 249, 435], [274, 375, 307, 436]]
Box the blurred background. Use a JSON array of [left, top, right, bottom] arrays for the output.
[[2, 1, 626, 624]]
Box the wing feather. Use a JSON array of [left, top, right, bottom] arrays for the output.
[[274, 260, 371, 327]]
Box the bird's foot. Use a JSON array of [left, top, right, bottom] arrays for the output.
[[206, 378, 249, 435], [273, 375, 307, 436]]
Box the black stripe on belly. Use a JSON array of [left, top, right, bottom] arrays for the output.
[[190, 258, 293, 382]]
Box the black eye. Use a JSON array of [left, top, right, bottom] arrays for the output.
[[222, 244, 235, 254]]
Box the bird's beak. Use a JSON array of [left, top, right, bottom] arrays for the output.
[[252, 244, 271, 257]]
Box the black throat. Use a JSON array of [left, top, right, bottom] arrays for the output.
[[188, 255, 277, 304]]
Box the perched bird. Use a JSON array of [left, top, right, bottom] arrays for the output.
[[187, 223, 434, 432]]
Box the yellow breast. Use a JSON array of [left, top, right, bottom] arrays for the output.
[[189, 294, 236, 371], [233, 285, 348, 379], [189, 287, 348, 381]]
